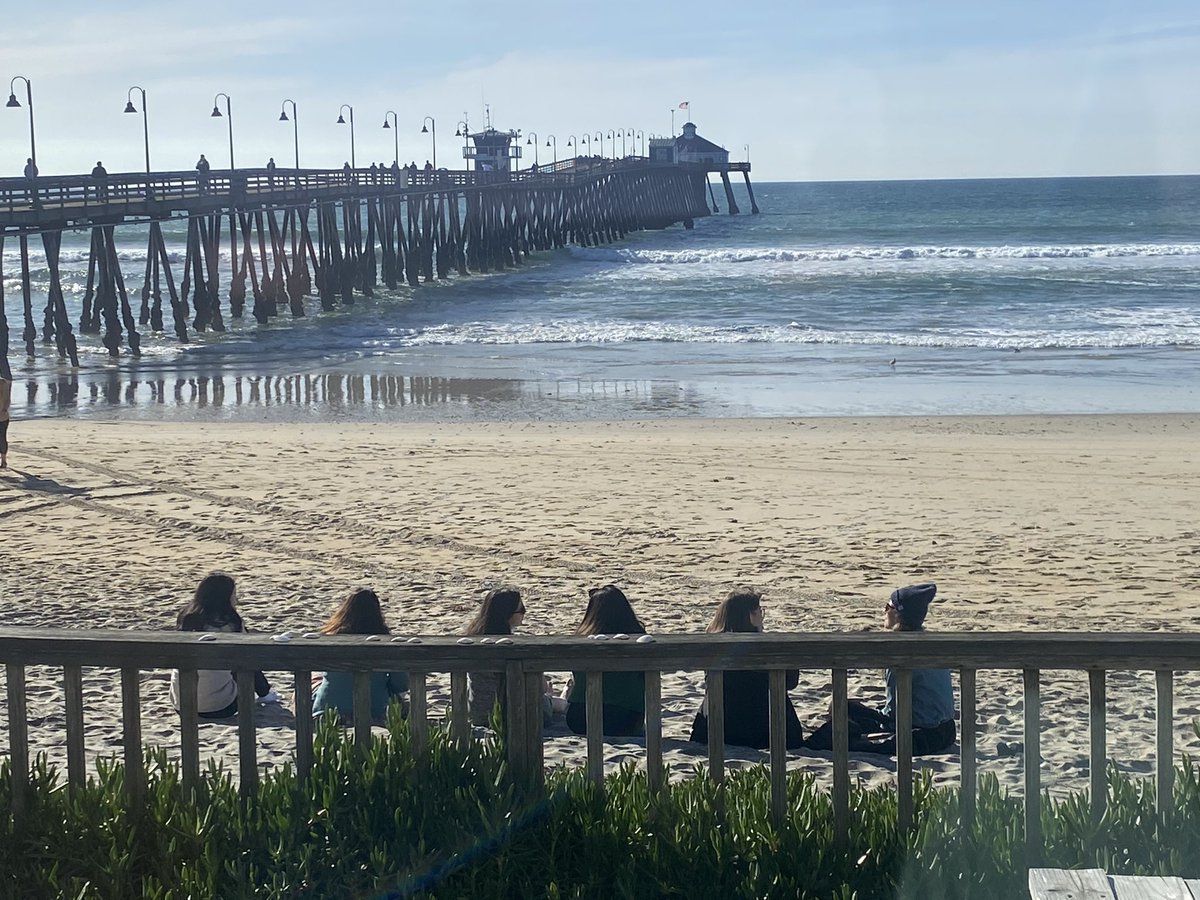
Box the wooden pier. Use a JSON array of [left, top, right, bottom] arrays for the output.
[[0, 157, 755, 379]]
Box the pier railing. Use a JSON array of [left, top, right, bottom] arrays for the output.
[[5, 629, 1184, 860], [0, 158, 704, 225]]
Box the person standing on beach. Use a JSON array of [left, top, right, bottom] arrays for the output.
[[565, 585, 647, 737], [0, 375, 11, 469], [689, 589, 805, 750], [170, 573, 275, 718]]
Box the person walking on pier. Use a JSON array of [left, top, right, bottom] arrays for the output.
[[196, 154, 211, 194], [266, 156, 276, 185], [24, 158, 39, 208], [90, 161, 108, 203]]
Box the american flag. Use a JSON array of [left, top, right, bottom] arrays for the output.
[[678, 101, 689, 110]]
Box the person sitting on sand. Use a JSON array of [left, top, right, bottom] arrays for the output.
[[808, 583, 956, 756], [312, 588, 408, 723], [465, 587, 522, 726], [464, 587, 565, 728], [690, 588, 805, 750], [170, 573, 274, 719], [565, 585, 647, 737]]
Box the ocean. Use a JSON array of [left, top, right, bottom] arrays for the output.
[[4, 174, 1198, 421]]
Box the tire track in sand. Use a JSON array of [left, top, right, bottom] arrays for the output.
[[14, 446, 727, 592]]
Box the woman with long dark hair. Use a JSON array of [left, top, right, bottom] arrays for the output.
[[170, 573, 273, 719], [312, 588, 409, 723], [689, 588, 805, 750], [565, 585, 647, 737], [464, 587, 524, 726]]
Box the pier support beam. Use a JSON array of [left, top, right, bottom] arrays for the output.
[[741, 171, 760, 215], [720, 171, 740, 215]]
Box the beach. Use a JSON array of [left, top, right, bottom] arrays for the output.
[[2, 413, 1197, 794]]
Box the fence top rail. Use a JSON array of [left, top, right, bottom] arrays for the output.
[[1, 627, 1198, 672]]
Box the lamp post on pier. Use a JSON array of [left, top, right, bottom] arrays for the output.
[[6, 75, 36, 168], [337, 104, 355, 168], [382, 110, 399, 166], [607, 131, 616, 158], [278, 99, 299, 168], [545, 134, 557, 166], [593, 132, 603, 157], [744, 144, 750, 164], [210, 92, 234, 168], [454, 120, 469, 167], [635, 130, 645, 156], [525, 132, 539, 168], [420, 116, 436, 169], [566, 135, 577, 159], [123, 86, 150, 173]]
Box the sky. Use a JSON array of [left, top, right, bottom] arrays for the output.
[[1, 0, 1198, 182]]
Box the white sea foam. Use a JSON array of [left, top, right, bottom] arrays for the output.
[[567, 243, 1200, 264], [381, 319, 1200, 351]]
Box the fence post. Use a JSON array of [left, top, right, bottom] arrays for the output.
[[1088, 669, 1105, 824], [5, 664, 28, 823], [1024, 669, 1042, 866]]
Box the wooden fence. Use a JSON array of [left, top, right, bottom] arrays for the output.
[[2, 628, 1197, 863]]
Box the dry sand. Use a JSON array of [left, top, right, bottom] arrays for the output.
[[1, 414, 1198, 796]]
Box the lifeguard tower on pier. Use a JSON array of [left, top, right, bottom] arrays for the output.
[[464, 126, 522, 175]]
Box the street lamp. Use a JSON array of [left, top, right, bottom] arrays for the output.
[[744, 144, 750, 164], [525, 132, 539, 168], [210, 92, 234, 168], [337, 104, 355, 168], [544, 134, 557, 166], [382, 110, 398, 166], [420, 116, 436, 169], [594, 132, 603, 157], [607, 131, 616, 158], [6, 75, 36, 168], [123, 86, 150, 173], [279, 99, 299, 168], [635, 130, 645, 156], [566, 135, 577, 158], [581, 134, 591, 154]]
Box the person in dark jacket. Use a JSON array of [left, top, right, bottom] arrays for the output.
[[565, 585, 647, 737], [690, 588, 805, 750]]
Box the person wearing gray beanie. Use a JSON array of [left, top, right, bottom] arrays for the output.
[[887, 582, 937, 630], [806, 582, 956, 757]]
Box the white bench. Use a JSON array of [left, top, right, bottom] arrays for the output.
[[1030, 869, 1200, 899]]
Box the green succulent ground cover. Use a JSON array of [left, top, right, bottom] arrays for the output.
[[3, 713, 1200, 899]]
